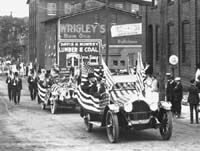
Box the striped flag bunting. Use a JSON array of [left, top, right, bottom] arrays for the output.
[[37, 82, 49, 103], [101, 58, 115, 90]]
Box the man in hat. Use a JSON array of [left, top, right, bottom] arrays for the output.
[[12, 72, 22, 104], [173, 77, 183, 118], [166, 74, 176, 115], [89, 76, 106, 99], [6, 70, 14, 101], [81, 72, 97, 94], [27, 69, 37, 100]]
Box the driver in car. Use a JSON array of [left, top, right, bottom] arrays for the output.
[[81, 73, 97, 94]]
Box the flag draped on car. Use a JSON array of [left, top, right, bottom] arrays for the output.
[[37, 82, 49, 102]]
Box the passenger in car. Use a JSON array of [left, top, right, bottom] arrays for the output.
[[89, 77, 106, 99], [81, 73, 97, 94]]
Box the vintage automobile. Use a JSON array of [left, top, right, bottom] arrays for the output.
[[37, 77, 77, 114], [75, 74, 172, 143]]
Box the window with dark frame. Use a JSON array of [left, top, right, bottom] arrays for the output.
[[120, 60, 125, 66], [113, 60, 118, 66], [156, 25, 160, 62], [167, 23, 174, 59], [182, 21, 191, 66]]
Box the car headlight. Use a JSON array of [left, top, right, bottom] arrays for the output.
[[150, 102, 158, 111], [124, 102, 133, 113]]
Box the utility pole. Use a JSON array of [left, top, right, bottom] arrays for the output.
[[105, 0, 109, 65], [159, 0, 167, 101]]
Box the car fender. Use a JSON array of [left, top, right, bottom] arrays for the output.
[[108, 104, 120, 113]]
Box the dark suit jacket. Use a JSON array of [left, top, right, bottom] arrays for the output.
[[188, 84, 200, 105], [166, 80, 176, 101], [89, 83, 106, 98], [173, 82, 183, 102], [6, 76, 13, 88], [12, 78, 22, 91]]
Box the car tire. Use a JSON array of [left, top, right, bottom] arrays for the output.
[[51, 100, 57, 114], [84, 113, 93, 132], [41, 102, 46, 110], [159, 111, 172, 140], [106, 110, 119, 143]]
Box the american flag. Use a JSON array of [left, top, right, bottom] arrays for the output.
[[101, 58, 115, 90], [135, 51, 145, 94], [81, 61, 99, 83]]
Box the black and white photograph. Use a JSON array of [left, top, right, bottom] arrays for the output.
[[0, 0, 200, 150]]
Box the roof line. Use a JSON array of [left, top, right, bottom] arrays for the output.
[[42, 5, 140, 23]]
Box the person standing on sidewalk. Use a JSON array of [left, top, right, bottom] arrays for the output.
[[6, 70, 13, 101], [166, 74, 176, 115], [188, 79, 199, 124], [173, 77, 183, 118], [12, 72, 22, 104]]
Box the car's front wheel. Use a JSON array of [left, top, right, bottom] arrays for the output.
[[41, 102, 46, 110], [106, 110, 119, 143], [159, 111, 172, 140], [51, 99, 57, 114], [84, 113, 93, 132]]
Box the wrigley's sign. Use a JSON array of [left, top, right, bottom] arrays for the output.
[[60, 23, 106, 39]]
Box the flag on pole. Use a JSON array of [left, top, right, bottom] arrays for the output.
[[81, 61, 100, 83], [101, 58, 115, 90], [135, 51, 145, 93]]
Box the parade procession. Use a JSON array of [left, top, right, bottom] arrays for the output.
[[1, 0, 200, 151]]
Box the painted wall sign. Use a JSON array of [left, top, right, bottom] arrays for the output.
[[60, 23, 106, 39]]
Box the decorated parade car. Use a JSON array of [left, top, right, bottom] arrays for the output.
[[74, 73, 173, 143], [37, 75, 77, 114]]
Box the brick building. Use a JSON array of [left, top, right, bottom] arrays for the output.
[[26, 0, 141, 68], [43, 6, 142, 74], [142, 0, 200, 85]]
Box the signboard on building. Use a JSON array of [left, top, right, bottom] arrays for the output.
[[58, 39, 102, 73], [127, 0, 153, 5], [111, 23, 142, 37], [58, 40, 101, 56]]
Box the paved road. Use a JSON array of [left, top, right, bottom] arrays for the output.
[[0, 76, 200, 151]]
